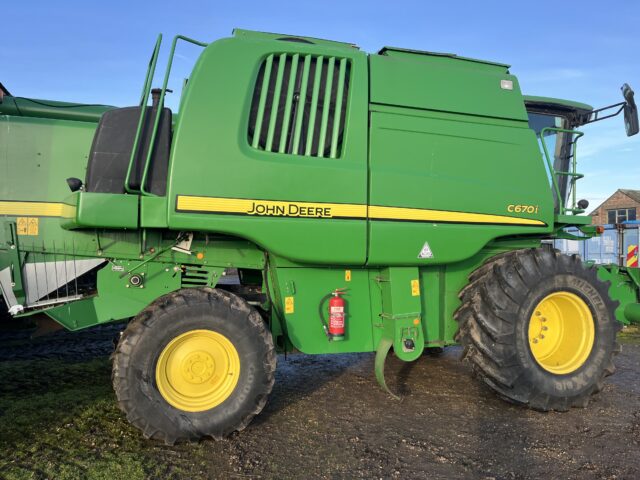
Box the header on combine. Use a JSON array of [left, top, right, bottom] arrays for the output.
[[1, 29, 638, 444]]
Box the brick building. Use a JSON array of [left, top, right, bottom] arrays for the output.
[[590, 189, 640, 225], [0, 82, 10, 102]]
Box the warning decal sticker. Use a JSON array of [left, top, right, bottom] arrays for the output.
[[17, 217, 39, 236], [417, 242, 434, 259], [285, 296, 295, 314]]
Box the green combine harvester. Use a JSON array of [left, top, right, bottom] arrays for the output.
[[1, 30, 639, 444]]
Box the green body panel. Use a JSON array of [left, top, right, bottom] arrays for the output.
[[0, 223, 24, 298], [140, 196, 169, 228], [0, 115, 97, 200], [44, 260, 184, 330], [376, 267, 424, 361], [0, 97, 113, 123], [1, 29, 638, 360], [626, 303, 640, 324], [272, 266, 375, 353], [233, 28, 359, 50], [13, 235, 262, 327], [268, 240, 540, 355], [369, 49, 527, 121], [62, 192, 139, 229], [598, 265, 640, 325], [166, 36, 370, 265], [367, 105, 553, 264]]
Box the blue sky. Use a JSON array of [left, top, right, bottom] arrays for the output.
[[3, 0, 638, 209]]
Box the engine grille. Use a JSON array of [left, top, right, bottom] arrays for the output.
[[248, 53, 351, 158]]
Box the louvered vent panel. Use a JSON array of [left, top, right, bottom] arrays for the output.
[[181, 267, 211, 287], [248, 53, 351, 158]]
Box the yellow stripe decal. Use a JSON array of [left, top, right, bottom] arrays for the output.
[[176, 195, 546, 226], [0, 197, 547, 227], [369, 205, 546, 226], [177, 196, 367, 219], [0, 201, 65, 217]]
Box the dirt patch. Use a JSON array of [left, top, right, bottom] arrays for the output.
[[1, 325, 639, 479], [0, 323, 123, 362], [620, 325, 640, 345]]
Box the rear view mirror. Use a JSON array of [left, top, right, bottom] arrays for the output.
[[622, 83, 639, 136]]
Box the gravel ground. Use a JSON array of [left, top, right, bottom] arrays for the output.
[[0, 323, 122, 362], [1, 323, 639, 479]]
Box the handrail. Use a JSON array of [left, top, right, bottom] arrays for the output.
[[539, 127, 584, 215], [139, 35, 209, 196], [124, 34, 163, 194], [124, 34, 208, 196]]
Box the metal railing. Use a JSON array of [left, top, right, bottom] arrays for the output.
[[539, 127, 584, 215], [125, 34, 209, 196], [553, 223, 640, 266]]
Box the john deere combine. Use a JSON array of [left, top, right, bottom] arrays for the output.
[[1, 30, 639, 444]]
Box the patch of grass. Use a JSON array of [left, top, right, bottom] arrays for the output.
[[619, 325, 640, 345], [0, 358, 213, 480]]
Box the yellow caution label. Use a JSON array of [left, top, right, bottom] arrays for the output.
[[284, 296, 295, 314], [411, 279, 420, 296], [17, 218, 28, 235], [28, 218, 39, 235], [345, 270, 352, 282], [17, 217, 39, 236]]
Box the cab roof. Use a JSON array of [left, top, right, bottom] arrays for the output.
[[231, 29, 593, 117], [232, 29, 511, 69], [377, 47, 510, 69], [524, 95, 593, 114], [232, 29, 359, 50]]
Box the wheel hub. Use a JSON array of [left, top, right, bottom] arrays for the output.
[[181, 351, 215, 384], [156, 329, 240, 412], [528, 291, 595, 374]]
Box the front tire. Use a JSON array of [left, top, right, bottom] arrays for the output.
[[112, 288, 276, 444], [454, 247, 621, 411]]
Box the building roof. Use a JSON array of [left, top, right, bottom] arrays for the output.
[[0, 82, 10, 97], [620, 189, 640, 203], [589, 189, 640, 215]]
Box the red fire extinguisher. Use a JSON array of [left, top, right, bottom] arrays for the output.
[[328, 289, 346, 341]]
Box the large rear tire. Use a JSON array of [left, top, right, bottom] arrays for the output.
[[454, 247, 621, 411], [112, 288, 276, 444]]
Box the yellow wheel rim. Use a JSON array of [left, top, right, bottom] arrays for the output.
[[528, 291, 595, 375], [156, 329, 240, 412]]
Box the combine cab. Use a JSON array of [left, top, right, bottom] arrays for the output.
[[1, 30, 639, 444]]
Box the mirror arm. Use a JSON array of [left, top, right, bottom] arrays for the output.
[[581, 101, 626, 125]]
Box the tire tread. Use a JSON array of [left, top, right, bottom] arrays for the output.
[[112, 287, 276, 444], [454, 247, 621, 411]]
